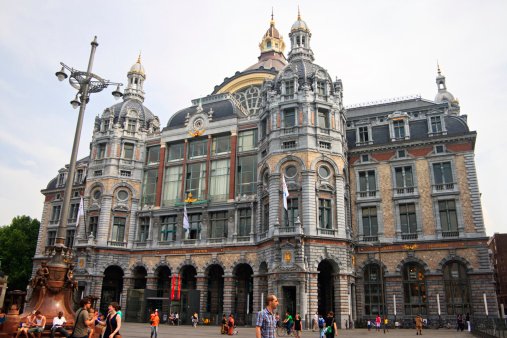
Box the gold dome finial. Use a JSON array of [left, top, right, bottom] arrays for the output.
[[437, 60, 441, 74], [270, 7, 275, 25], [137, 51, 141, 63], [297, 6, 301, 20]]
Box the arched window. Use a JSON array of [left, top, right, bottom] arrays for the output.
[[363, 264, 384, 315], [267, 41, 272, 49], [443, 261, 471, 315], [402, 263, 427, 315]]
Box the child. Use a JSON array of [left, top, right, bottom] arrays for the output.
[[87, 308, 95, 338], [367, 320, 371, 331]]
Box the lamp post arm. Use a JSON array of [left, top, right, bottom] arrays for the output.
[[52, 37, 98, 267]]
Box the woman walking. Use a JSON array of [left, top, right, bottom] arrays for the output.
[[325, 311, 338, 338], [294, 314, 302, 337], [103, 302, 121, 338]]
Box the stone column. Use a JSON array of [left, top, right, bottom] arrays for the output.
[[122, 277, 134, 312], [301, 170, 316, 235], [335, 175, 347, 238], [196, 274, 208, 316], [223, 274, 236, 314], [334, 274, 349, 329], [307, 271, 319, 322], [252, 276, 262, 314], [268, 174, 281, 234], [146, 275, 157, 291]]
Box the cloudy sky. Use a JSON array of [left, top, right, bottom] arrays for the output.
[[0, 1, 505, 235]]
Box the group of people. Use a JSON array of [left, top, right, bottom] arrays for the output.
[[14, 298, 121, 338], [167, 312, 179, 325], [255, 295, 338, 338], [221, 313, 235, 335], [366, 315, 389, 332], [456, 313, 471, 332], [312, 311, 338, 337]]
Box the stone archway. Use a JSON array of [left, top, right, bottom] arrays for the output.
[[100, 265, 124, 315], [318, 259, 336, 317], [206, 264, 225, 316], [234, 263, 254, 325]]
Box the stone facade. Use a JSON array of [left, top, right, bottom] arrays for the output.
[[34, 14, 496, 328]]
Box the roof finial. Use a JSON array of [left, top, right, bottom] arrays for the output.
[[137, 50, 141, 63], [270, 7, 275, 25], [437, 60, 441, 74], [298, 6, 301, 20]]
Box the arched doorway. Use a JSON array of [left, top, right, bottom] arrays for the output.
[[177, 265, 197, 324], [155, 266, 172, 321], [234, 264, 253, 325], [318, 260, 335, 317], [363, 264, 384, 316], [100, 266, 124, 315], [443, 261, 471, 315], [402, 262, 427, 315], [126, 266, 148, 322], [134, 266, 147, 289], [206, 265, 224, 318]]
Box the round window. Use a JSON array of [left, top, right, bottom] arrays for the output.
[[92, 189, 102, 200], [318, 165, 331, 178], [117, 190, 129, 201], [285, 165, 298, 178]]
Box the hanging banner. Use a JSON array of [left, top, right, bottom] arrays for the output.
[[177, 274, 181, 300], [171, 274, 176, 300]]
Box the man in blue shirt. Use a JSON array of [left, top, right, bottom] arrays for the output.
[[256, 295, 278, 338]]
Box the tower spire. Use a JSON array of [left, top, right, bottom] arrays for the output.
[[298, 6, 301, 20]]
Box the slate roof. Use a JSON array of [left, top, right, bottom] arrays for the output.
[[165, 98, 237, 129], [104, 99, 155, 127]]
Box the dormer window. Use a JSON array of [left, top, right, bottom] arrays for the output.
[[393, 120, 405, 138], [357, 126, 371, 145], [318, 109, 329, 129], [57, 173, 65, 186], [267, 41, 272, 49], [431, 116, 442, 133], [317, 81, 326, 96], [127, 119, 136, 132], [102, 120, 109, 132], [285, 81, 294, 96], [75, 169, 83, 183]]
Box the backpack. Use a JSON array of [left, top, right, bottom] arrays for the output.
[[318, 318, 325, 328]]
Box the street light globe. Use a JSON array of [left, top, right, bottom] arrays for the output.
[[70, 96, 80, 109], [112, 85, 123, 100], [55, 67, 68, 82]]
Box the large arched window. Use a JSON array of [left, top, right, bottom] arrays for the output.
[[233, 85, 262, 115], [363, 264, 384, 315], [402, 263, 427, 315], [443, 261, 471, 315]]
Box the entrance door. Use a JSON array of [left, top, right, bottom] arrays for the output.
[[283, 286, 297, 316]]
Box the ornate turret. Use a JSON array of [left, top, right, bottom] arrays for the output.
[[123, 54, 146, 103], [258, 10, 286, 55], [435, 64, 456, 103], [287, 9, 314, 62]]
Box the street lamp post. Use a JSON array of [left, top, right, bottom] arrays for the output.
[[50, 36, 122, 267]]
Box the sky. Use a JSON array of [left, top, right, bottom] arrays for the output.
[[0, 1, 505, 235]]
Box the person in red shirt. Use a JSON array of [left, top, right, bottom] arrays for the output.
[[227, 314, 235, 335]]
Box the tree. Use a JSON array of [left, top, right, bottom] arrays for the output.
[[0, 216, 40, 291]]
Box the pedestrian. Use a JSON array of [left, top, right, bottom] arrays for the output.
[[456, 314, 461, 332], [169, 313, 174, 325], [221, 314, 228, 334], [318, 315, 325, 338], [103, 302, 121, 338], [27, 311, 46, 338], [255, 294, 278, 338], [227, 314, 235, 335], [192, 312, 198, 328], [294, 314, 302, 337], [283, 312, 294, 335], [367, 319, 371, 331], [324, 311, 337, 338], [466, 313, 471, 332], [376, 315, 381, 332], [150, 310, 159, 338], [275, 313, 280, 328], [384, 317, 389, 332], [414, 314, 422, 335], [116, 306, 123, 320], [174, 313, 179, 325], [461, 314, 466, 332], [313, 311, 319, 332], [73, 298, 97, 338], [86, 308, 95, 338]]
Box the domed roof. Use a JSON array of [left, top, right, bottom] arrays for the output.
[[291, 12, 309, 31], [435, 91, 455, 103], [265, 20, 281, 38], [166, 97, 237, 128], [104, 99, 155, 127], [129, 56, 145, 75], [274, 59, 330, 83]]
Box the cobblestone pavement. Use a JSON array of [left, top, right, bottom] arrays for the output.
[[121, 322, 474, 337]]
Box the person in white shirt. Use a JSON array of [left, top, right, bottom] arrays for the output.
[[51, 311, 69, 338], [313, 312, 319, 332]]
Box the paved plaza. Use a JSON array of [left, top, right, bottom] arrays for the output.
[[121, 322, 475, 337]]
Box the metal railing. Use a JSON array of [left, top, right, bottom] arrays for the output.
[[108, 241, 127, 247], [363, 236, 379, 242], [402, 233, 418, 240], [442, 231, 459, 238], [472, 318, 507, 338]]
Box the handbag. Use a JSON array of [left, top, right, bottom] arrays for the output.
[[69, 309, 84, 338], [325, 318, 334, 334], [107, 314, 121, 338]]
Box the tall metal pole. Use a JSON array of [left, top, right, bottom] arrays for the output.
[[51, 37, 98, 267], [379, 242, 386, 334]]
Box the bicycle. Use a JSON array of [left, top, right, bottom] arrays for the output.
[[276, 324, 296, 337]]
